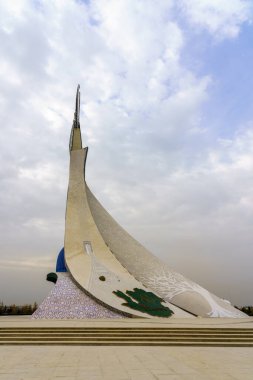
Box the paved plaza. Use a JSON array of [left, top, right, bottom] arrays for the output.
[[0, 317, 253, 379], [0, 344, 253, 380]]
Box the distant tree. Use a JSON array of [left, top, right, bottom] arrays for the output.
[[0, 303, 37, 315], [20, 304, 30, 315], [10, 304, 17, 315], [32, 302, 38, 313], [235, 306, 253, 316], [241, 306, 253, 316]]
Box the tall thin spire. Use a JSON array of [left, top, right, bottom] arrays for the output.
[[74, 84, 80, 128], [69, 84, 82, 151]]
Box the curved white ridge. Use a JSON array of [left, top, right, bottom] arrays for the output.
[[86, 187, 245, 318], [64, 147, 191, 319]]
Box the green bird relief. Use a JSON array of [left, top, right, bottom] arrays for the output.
[[113, 288, 174, 317]]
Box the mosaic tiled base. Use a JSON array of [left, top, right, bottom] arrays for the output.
[[32, 273, 124, 319]]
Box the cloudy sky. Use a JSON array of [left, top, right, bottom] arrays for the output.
[[0, 0, 253, 307]]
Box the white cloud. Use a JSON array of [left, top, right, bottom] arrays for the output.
[[178, 0, 252, 39]]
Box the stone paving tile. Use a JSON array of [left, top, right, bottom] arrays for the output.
[[155, 376, 205, 380], [126, 369, 155, 380], [227, 371, 253, 380], [0, 346, 253, 380], [151, 368, 176, 376], [200, 373, 234, 380]]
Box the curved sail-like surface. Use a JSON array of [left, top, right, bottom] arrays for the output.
[[64, 147, 190, 318], [64, 85, 245, 319], [86, 187, 244, 317]]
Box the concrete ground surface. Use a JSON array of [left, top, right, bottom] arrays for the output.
[[0, 345, 253, 380], [1, 317, 253, 379]]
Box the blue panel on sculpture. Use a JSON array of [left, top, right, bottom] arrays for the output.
[[56, 248, 67, 272]]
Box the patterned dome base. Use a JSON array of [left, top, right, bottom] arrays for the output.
[[32, 273, 124, 319]]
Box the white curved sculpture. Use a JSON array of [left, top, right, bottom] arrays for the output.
[[35, 86, 245, 319], [63, 86, 245, 318], [64, 86, 190, 318]]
